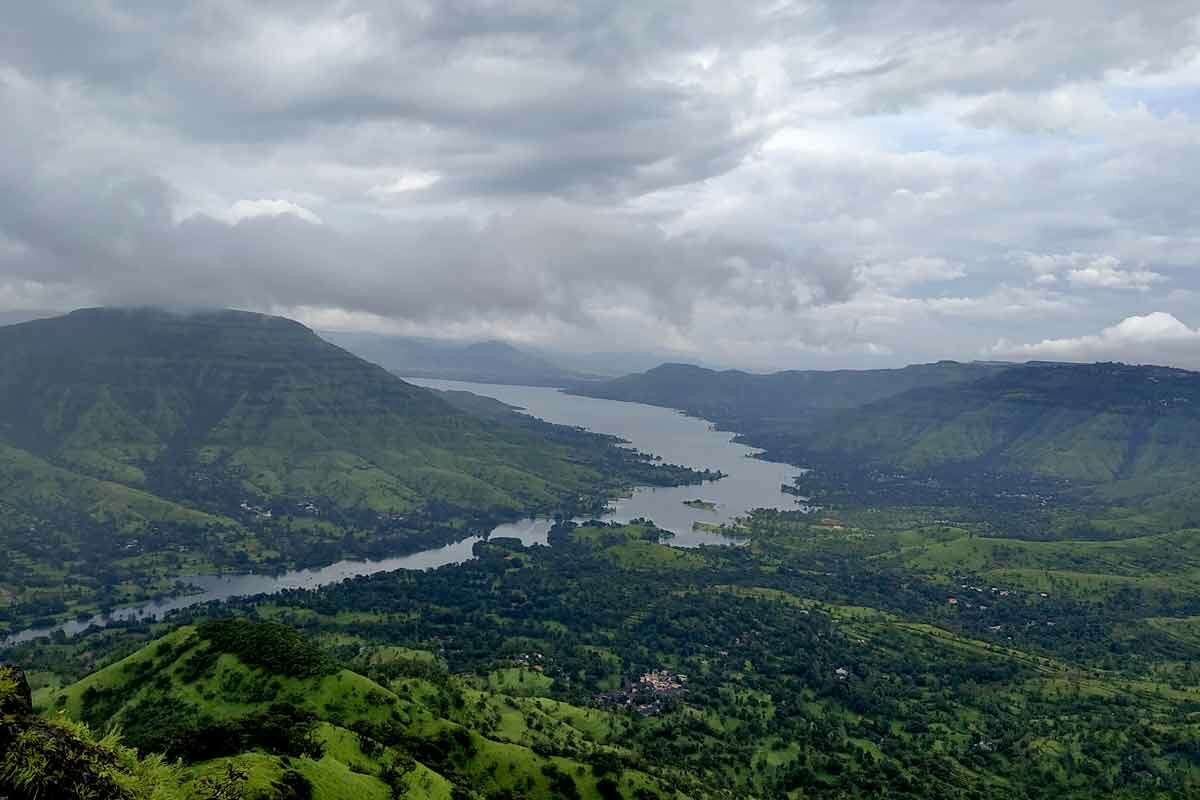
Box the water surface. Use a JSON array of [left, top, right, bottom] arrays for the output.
[[419, 379, 811, 546], [4, 381, 809, 646]]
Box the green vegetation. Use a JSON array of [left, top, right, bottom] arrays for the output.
[[797, 363, 1200, 492], [573, 360, 1005, 418], [0, 309, 707, 632], [9, 320, 1200, 798], [16, 511, 1200, 798], [576, 360, 1200, 512], [2, 663, 187, 800], [31, 620, 672, 799]]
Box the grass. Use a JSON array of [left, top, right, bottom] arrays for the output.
[[486, 668, 555, 697], [39, 621, 672, 799]]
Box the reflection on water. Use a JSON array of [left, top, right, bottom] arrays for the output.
[[4, 380, 808, 647]]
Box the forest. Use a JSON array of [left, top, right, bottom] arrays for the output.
[[9, 504, 1200, 799]]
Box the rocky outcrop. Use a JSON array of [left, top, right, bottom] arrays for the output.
[[0, 664, 32, 716]]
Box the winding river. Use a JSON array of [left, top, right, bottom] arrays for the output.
[[3, 381, 809, 647]]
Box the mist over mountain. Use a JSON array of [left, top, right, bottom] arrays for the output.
[[322, 330, 602, 387]]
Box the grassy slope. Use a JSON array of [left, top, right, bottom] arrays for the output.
[[801, 363, 1200, 489], [45, 623, 671, 800], [0, 308, 607, 515]]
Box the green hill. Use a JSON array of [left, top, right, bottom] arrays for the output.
[[793, 362, 1200, 494], [32, 619, 669, 800], [0, 308, 703, 631], [578, 359, 1200, 502], [0, 308, 589, 511], [571, 360, 1010, 437]]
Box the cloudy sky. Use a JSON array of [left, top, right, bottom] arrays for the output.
[[2, 1, 1199, 370]]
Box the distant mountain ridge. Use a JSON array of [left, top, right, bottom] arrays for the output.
[[323, 331, 597, 387], [573, 358, 1200, 498], [572, 359, 1011, 427], [793, 361, 1200, 491]]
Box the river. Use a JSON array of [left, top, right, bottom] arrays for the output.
[[3, 381, 810, 647]]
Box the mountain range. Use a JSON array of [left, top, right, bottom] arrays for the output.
[[322, 331, 597, 387], [573, 359, 1200, 500]]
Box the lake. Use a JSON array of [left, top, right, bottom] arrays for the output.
[[423, 380, 812, 545], [3, 381, 809, 646]]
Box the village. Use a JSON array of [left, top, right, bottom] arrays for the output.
[[596, 669, 689, 716]]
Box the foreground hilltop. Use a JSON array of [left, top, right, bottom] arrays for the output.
[[0, 308, 702, 632], [14, 520, 1200, 799], [13, 617, 671, 799]]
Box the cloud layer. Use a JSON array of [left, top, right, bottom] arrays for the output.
[[2, 1, 1200, 368], [991, 313, 1200, 368]]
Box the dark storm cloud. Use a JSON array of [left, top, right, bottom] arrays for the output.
[[1, 1, 1199, 367], [0, 152, 798, 328], [1, 1, 774, 197]]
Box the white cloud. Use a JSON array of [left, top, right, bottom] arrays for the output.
[[3, 2, 1200, 369], [923, 287, 1076, 319], [225, 199, 323, 225], [989, 312, 1200, 368], [1067, 264, 1164, 290], [1020, 253, 1165, 291], [859, 256, 965, 288], [367, 172, 441, 198]]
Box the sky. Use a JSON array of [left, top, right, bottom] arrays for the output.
[[2, 1, 1199, 371]]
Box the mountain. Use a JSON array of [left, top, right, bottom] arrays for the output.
[[525, 346, 728, 379], [572, 360, 1012, 436], [574, 359, 1200, 501], [323, 331, 596, 387], [0, 308, 701, 632], [791, 361, 1200, 494], [0, 309, 58, 327]]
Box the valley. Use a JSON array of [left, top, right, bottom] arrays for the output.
[[0, 310, 710, 635], [4, 379, 805, 647], [5, 312, 1200, 800]]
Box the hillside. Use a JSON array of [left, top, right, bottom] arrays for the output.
[[790, 362, 1200, 494], [571, 360, 1010, 431], [323, 331, 596, 387], [574, 360, 1012, 411], [0, 309, 704, 632], [574, 359, 1200, 503], [34, 619, 672, 800], [2, 663, 189, 800]]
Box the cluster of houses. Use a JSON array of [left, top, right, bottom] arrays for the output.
[[238, 501, 273, 519], [597, 669, 688, 716], [512, 652, 546, 672], [948, 581, 1050, 608], [238, 498, 327, 519]]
